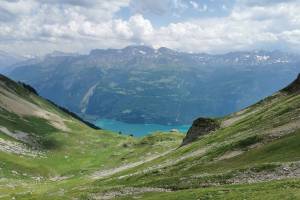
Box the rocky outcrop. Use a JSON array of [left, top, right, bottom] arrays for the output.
[[282, 73, 300, 94], [181, 118, 220, 146]]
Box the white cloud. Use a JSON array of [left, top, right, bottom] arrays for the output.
[[190, 1, 208, 12], [1, 0, 300, 55], [190, 1, 199, 9], [129, 0, 189, 16], [149, 1, 300, 53], [128, 14, 153, 42], [238, 0, 296, 7], [280, 30, 300, 45], [130, 0, 172, 15]]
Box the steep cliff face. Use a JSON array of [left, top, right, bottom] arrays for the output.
[[181, 117, 220, 146]]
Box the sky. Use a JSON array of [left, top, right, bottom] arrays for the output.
[[0, 0, 300, 56]]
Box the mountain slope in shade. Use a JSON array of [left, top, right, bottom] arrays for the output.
[[0, 74, 299, 199], [8, 46, 300, 125], [0, 74, 100, 148]]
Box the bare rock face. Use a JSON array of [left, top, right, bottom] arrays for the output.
[[282, 73, 300, 94], [181, 118, 220, 146]]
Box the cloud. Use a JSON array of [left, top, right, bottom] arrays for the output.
[[130, 0, 172, 15], [1, 0, 300, 55], [128, 14, 154, 42], [40, 0, 97, 7], [189, 1, 199, 9], [240, 0, 297, 6], [150, 0, 300, 53], [129, 0, 189, 16], [0, 7, 15, 22], [189, 1, 208, 12]]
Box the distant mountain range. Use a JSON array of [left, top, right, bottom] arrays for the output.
[[6, 46, 300, 125], [0, 50, 27, 73]]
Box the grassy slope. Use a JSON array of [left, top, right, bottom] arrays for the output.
[[0, 75, 300, 199], [0, 75, 184, 199], [74, 90, 300, 199], [116, 179, 300, 200]]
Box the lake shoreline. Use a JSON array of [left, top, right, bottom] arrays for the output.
[[94, 119, 190, 137]]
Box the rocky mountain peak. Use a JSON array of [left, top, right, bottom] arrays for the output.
[[89, 45, 155, 57]]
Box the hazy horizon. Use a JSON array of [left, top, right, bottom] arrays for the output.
[[2, 45, 299, 58]]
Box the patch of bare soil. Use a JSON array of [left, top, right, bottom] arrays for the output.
[[266, 119, 300, 139], [216, 150, 244, 161], [93, 187, 171, 200], [0, 126, 33, 144], [227, 162, 300, 184], [0, 138, 43, 157], [221, 108, 259, 128], [0, 87, 69, 131], [90, 149, 174, 180], [116, 146, 210, 180], [49, 175, 72, 182]]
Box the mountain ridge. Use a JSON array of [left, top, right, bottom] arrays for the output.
[[8, 46, 300, 125], [0, 74, 100, 131]]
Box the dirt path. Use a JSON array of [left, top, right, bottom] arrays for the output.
[[90, 143, 212, 181], [115, 146, 211, 180], [266, 119, 300, 138], [90, 149, 175, 179], [93, 187, 170, 200], [221, 108, 259, 128]]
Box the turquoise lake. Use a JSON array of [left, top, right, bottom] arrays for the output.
[[95, 119, 190, 137]]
